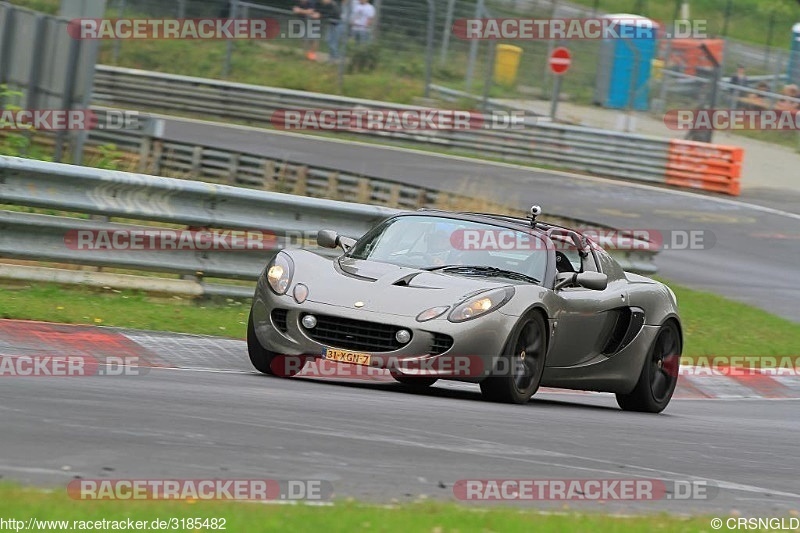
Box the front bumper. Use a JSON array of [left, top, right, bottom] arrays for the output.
[[251, 278, 515, 383]]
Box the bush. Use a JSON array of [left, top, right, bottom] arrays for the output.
[[347, 43, 380, 73]]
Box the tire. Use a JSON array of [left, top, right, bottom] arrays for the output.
[[390, 371, 438, 388], [480, 312, 547, 404], [616, 320, 681, 413], [247, 312, 306, 378]]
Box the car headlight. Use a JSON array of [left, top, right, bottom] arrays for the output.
[[416, 306, 450, 322], [448, 287, 514, 323], [265, 252, 294, 295]]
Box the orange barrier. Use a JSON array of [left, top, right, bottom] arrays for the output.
[[665, 140, 743, 196], [661, 39, 724, 76]]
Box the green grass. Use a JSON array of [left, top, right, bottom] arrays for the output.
[[0, 484, 727, 532], [0, 282, 249, 336], [0, 280, 798, 358], [668, 282, 800, 358], [100, 39, 429, 104]]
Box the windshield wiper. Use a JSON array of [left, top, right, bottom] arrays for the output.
[[423, 265, 539, 284]]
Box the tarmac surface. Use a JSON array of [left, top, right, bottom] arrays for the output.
[[0, 320, 798, 515]]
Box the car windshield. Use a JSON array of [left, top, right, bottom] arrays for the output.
[[346, 215, 547, 284]]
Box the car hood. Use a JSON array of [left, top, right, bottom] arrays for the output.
[[289, 251, 512, 317]]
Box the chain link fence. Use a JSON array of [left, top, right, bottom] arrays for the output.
[[10, 0, 798, 146]]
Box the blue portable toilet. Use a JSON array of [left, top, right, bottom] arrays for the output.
[[789, 23, 800, 85], [594, 14, 659, 111]]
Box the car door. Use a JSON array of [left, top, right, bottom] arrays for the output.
[[545, 240, 628, 368]]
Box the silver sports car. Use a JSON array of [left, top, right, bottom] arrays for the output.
[[248, 207, 682, 413]]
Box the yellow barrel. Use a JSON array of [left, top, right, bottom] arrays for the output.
[[651, 58, 665, 81], [493, 44, 523, 85]]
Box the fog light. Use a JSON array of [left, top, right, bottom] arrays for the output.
[[301, 314, 317, 329], [293, 283, 309, 304], [395, 329, 411, 344]]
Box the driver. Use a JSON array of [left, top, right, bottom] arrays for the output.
[[424, 229, 455, 267]]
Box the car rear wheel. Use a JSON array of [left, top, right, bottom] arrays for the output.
[[616, 320, 681, 413], [480, 312, 547, 404], [247, 312, 306, 378], [390, 371, 438, 388]]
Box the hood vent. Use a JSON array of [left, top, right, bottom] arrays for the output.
[[392, 273, 421, 286]]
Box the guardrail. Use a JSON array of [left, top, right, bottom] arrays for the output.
[[0, 156, 395, 297], [0, 156, 657, 297], [92, 65, 744, 196]]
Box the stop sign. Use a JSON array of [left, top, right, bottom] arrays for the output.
[[548, 47, 572, 75]]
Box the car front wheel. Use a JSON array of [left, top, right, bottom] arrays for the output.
[[480, 312, 547, 404]]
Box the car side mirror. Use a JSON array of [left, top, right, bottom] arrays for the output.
[[555, 271, 608, 291], [317, 230, 356, 252], [317, 230, 339, 249], [575, 271, 608, 290]]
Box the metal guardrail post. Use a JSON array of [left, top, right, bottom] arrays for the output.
[[54, 33, 82, 163], [222, 0, 239, 79], [464, 0, 483, 93], [482, 40, 496, 112], [439, 0, 456, 65], [111, 0, 125, 64], [138, 117, 165, 174], [424, 0, 435, 99], [0, 6, 15, 93]]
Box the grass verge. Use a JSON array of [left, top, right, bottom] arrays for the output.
[[0, 484, 721, 532], [0, 280, 798, 358], [0, 282, 248, 336], [667, 282, 800, 359]]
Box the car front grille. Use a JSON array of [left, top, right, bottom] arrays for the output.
[[302, 314, 404, 352], [430, 333, 454, 355], [271, 308, 289, 332]]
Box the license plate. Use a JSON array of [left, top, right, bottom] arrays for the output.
[[323, 348, 371, 366]]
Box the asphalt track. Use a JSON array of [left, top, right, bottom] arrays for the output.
[[160, 118, 800, 322], [1, 321, 799, 515]]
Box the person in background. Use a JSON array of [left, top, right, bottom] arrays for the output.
[[726, 65, 748, 107], [730, 65, 748, 87], [775, 84, 799, 111], [350, 0, 375, 44], [313, 0, 343, 62], [741, 81, 770, 109], [293, 0, 319, 61]]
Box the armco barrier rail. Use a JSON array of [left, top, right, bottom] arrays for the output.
[[92, 65, 744, 196], [0, 157, 657, 297], [0, 156, 395, 297]]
